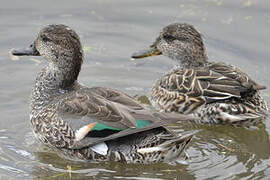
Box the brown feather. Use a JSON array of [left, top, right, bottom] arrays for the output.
[[152, 62, 267, 114]]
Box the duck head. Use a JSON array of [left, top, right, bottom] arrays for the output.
[[12, 24, 83, 79], [132, 23, 208, 68]]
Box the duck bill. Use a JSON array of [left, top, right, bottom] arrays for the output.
[[131, 46, 162, 59], [12, 43, 40, 56]]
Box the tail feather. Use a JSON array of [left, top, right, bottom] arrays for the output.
[[220, 112, 267, 126], [193, 102, 268, 126]]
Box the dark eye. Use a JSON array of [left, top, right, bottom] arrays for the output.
[[163, 34, 188, 43], [41, 35, 50, 42], [163, 34, 176, 42]]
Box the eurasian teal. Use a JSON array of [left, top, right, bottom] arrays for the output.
[[132, 23, 268, 126], [12, 24, 197, 164]]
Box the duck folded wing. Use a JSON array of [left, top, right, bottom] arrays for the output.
[[88, 87, 145, 110], [201, 63, 266, 102], [59, 89, 139, 130], [156, 62, 266, 105], [57, 88, 196, 149], [208, 62, 266, 91], [67, 123, 164, 149]]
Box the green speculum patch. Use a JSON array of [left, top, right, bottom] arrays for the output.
[[92, 120, 151, 131]]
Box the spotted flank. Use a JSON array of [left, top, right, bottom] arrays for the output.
[[106, 129, 197, 164], [135, 131, 195, 163]]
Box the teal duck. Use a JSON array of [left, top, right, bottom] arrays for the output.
[[12, 24, 197, 164], [132, 23, 268, 126]]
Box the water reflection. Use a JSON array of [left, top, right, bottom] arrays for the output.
[[1, 0, 270, 179], [182, 124, 270, 179], [31, 150, 195, 179]]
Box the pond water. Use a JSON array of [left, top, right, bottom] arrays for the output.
[[1, 0, 270, 179]]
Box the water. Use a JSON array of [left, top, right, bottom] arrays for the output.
[[1, 0, 270, 179]]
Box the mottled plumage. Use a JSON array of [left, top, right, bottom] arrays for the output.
[[12, 24, 197, 164], [132, 23, 268, 126]]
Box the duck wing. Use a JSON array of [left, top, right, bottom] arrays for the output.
[[58, 87, 195, 149], [152, 62, 266, 113], [88, 87, 145, 110], [59, 88, 141, 131], [207, 62, 266, 93], [196, 62, 266, 102]]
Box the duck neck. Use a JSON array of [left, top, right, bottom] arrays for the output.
[[176, 56, 208, 69], [30, 56, 82, 112]]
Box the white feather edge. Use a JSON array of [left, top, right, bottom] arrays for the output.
[[137, 147, 162, 154], [75, 125, 90, 141], [219, 112, 242, 121]]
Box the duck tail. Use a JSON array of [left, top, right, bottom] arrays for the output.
[[137, 130, 198, 163]]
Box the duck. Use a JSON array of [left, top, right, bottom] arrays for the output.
[[132, 23, 268, 126], [11, 24, 198, 164]]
